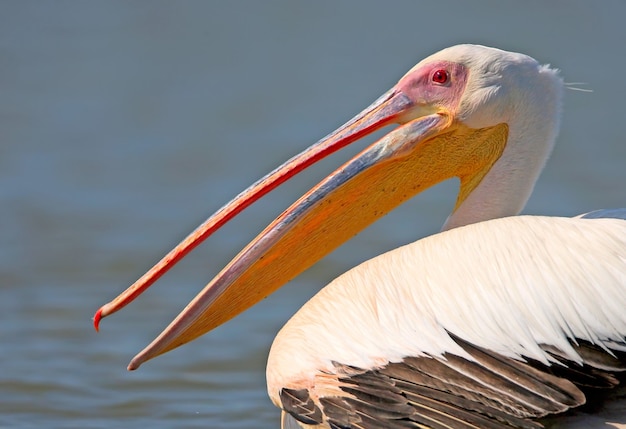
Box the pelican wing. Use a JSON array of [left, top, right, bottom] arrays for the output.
[[270, 215, 626, 429], [280, 334, 626, 429]]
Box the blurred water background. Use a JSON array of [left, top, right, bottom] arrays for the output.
[[1, 1, 625, 428]]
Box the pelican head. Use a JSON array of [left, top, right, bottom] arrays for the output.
[[95, 44, 564, 368]]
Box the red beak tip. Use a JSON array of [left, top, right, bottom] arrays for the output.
[[127, 358, 140, 371], [93, 308, 103, 332]]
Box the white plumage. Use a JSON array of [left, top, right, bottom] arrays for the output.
[[267, 216, 626, 397]]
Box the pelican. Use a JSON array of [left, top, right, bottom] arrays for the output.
[[95, 45, 626, 428]]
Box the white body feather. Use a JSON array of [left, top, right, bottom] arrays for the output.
[[268, 215, 626, 427]]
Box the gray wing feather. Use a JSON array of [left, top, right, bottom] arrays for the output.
[[279, 334, 626, 429]]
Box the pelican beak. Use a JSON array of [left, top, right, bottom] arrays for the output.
[[95, 68, 509, 370]]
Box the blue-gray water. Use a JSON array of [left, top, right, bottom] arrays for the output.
[[2, 2, 625, 428]]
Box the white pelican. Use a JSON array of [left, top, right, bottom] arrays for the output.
[[95, 45, 626, 428]]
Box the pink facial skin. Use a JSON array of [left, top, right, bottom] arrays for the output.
[[396, 60, 469, 118]]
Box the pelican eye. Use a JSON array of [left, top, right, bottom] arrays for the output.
[[432, 69, 449, 84]]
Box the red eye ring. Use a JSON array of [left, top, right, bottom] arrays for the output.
[[432, 69, 449, 84]]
